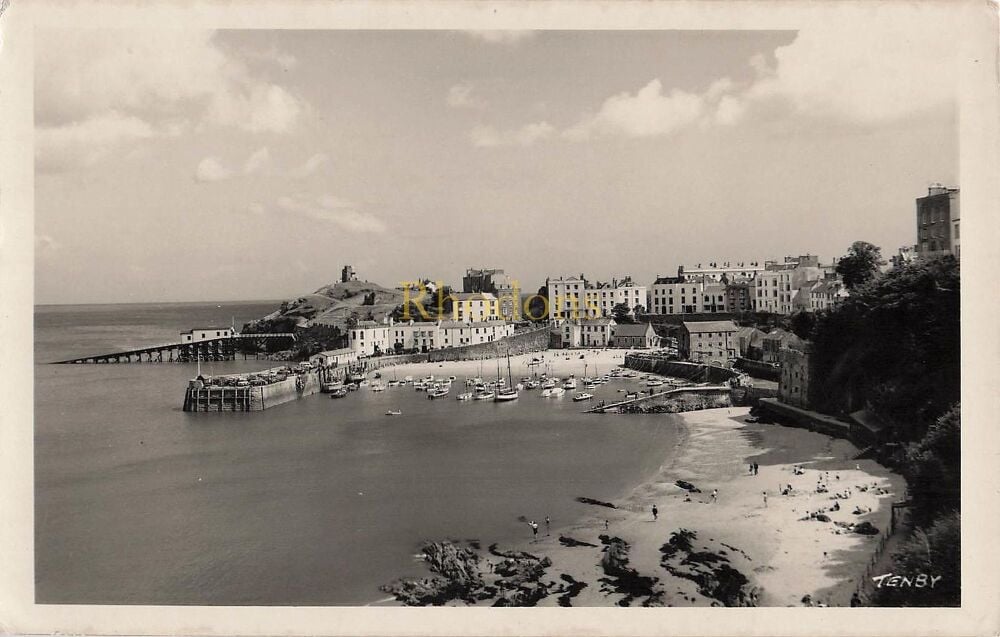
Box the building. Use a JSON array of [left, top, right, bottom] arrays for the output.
[[700, 281, 728, 313], [546, 275, 646, 321], [677, 261, 765, 283], [309, 347, 358, 369], [678, 320, 739, 363], [761, 328, 804, 363], [610, 323, 660, 349], [341, 265, 358, 283], [463, 268, 520, 321], [648, 276, 702, 315], [350, 317, 514, 355], [753, 255, 826, 314], [915, 184, 960, 259], [807, 279, 849, 312], [736, 326, 765, 359], [180, 327, 233, 343], [450, 292, 502, 323], [779, 340, 813, 409], [579, 317, 616, 347], [724, 277, 754, 314]]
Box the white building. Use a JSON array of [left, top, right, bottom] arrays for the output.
[[180, 327, 233, 343], [546, 275, 646, 321], [350, 317, 514, 355], [753, 255, 827, 314], [451, 292, 502, 323], [678, 261, 765, 283], [648, 277, 703, 315], [309, 347, 359, 369]]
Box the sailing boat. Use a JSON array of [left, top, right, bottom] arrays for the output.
[[494, 348, 519, 401]]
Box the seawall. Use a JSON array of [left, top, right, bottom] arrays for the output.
[[624, 354, 739, 384], [427, 326, 550, 362], [183, 370, 321, 412]]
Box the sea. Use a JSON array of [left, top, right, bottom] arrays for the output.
[[34, 301, 685, 605]]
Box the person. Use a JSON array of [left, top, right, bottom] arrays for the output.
[[762, 491, 768, 507], [604, 519, 609, 530], [754, 462, 759, 475], [652, 504, 658, 521], [711, 489, 718, 503], [530, 521, 539, 538], [545, 515, 551, 535]]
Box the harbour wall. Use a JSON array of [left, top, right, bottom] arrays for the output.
[[624, 355, 739, 384], [427, 326, 550, 363], [183, 371, 321, 412]]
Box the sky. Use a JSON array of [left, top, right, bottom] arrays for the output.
[[34, 26, 958, 304]]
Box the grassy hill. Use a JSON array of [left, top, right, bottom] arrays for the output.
[[244, 280, 407, 335]]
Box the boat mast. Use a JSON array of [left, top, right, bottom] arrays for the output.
[[506, 348, 514, 390]]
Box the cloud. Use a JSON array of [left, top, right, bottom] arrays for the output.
[[35, 112, 159, 172], [291, 153, 330, 178], [741, 20, 955, 124], [243, 147, 271, 175], [35, 29, 307, 172], [195, 156, 233, 182], [563, 80, 705, 141], [446, 82, 486, 109], [463, 31, 536, 45], [273, 194, 387, 233], [470, 121, 555, 147]]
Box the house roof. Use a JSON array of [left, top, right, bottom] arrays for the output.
[[682, 320, 739, 334], [452, 292, 497, 301], [613, 323, 654, 337]]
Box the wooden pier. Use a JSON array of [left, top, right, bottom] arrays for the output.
[[52, 333, 297, 364]]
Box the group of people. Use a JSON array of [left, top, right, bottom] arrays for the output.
[[747, 462, 760, 476], [527, 516, 551, 539]]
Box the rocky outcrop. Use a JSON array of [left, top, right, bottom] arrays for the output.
[[659, 529, 759, 607], [559, 535, 598, 548], [576, 496, 617, 509], [598, 535, 664, 607]]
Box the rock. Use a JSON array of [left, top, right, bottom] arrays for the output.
[[560, 535, 599, 548], [853, 521, 879, 535], [576, 496, 617, 509], [599, 536, 663, 606], [659, 531, 758, 607]]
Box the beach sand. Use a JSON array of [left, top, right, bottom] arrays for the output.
[[373, 353, 905, 607]]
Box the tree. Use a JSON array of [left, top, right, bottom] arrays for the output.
[[836, 241, 884, 290], [789, 310, 817, 339], [872, 511, 960, 607], [611, 303, 635, 324]]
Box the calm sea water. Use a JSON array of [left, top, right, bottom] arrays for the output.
[[34, 301, 684, 605]]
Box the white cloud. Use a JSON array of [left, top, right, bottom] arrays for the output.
[[714, 95, 746, 126], [741, 20, 955, 124], [463, 30, 536, 45], [35, 29, 307, 172], [194, 156, 233, 182], [35, 112, 158, 172], [243, 147, 271, 175], [292, 153, 330, 178], [273, 194, 387, 233], [563, 80, 705, 141], [446, 82, 485, 109], [470, 121, 555, 147]]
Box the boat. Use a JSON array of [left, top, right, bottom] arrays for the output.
[[625, 391, 639, 399], [371, 382, 386, 392], [647, 380, 664, 387], [495, 349, 519, 401], [525, 380, 540, 389], [428, 386, 450, 399], [550, 387, 565, 397], [541, 388, 552, 397], [387, 380, 400, 387], [321, 380, 344, 393], [573, 392, 594, 402], [563, 376, 577, 390], [385, 409, 402, 416], [474, 391, 495, 400], [329, 388, 349, 399], [456, 392, 473, 401], [541, 379, 556, 390]]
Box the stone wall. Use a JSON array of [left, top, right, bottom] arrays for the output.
[[428, 326, 551, 362], [624, 355, 739, 384]]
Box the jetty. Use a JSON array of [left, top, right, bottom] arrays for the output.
[[52, 333, 296, 364]]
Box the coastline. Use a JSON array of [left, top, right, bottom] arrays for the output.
[[375, 386, 905, 606]]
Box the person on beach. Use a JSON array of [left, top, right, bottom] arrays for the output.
[[545, 516, 551, 536], [762, 491, 768, 507], [604, 519, 609, 530], [529, 521, 539, 538], [753, 462, 759, 475], [711, 489, 718, 503], [652, 504, 658, 520]]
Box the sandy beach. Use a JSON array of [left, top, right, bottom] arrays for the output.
[[375, 352, 905, 608]]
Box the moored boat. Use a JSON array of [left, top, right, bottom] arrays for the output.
[[573, 392, 594, 402]]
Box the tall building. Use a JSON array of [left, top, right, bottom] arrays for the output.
[[341, 265, 357, 283], [915, 185, 960, 259], [545, 275, 646, 321], [677, 261, 765, 283], [463, 268, 518, 321]]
